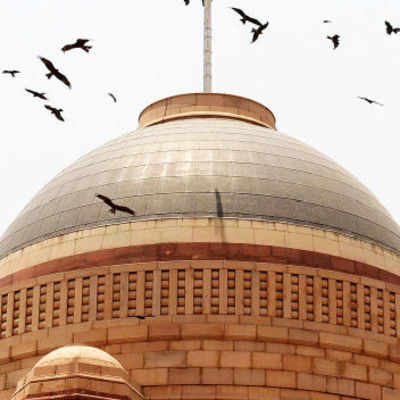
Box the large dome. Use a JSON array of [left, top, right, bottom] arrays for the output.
[[1, 93, 399, 259]]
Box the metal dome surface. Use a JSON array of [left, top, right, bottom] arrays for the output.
[[1, 116, 399, 259]]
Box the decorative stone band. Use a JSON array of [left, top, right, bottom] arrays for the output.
[[0, 219, 399, 285], [0, 262, 398, 341], [137, 93, 276, 129]]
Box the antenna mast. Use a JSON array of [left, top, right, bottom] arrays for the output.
[[203, 0, 212, 92]]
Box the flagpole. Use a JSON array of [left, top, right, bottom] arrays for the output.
[[203, 0, 212, 92]]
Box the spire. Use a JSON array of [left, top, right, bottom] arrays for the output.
[[203, 0, 212, 92]]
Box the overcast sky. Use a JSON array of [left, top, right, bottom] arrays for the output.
[[0, 0, 399, 238]]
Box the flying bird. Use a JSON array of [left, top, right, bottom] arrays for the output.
[[358, 97, 383, 106], [323, 20, 332, 24], [2, 70, 20, 77], [44, 105, 64, 121], [385, 21, 400, 35], [62, 38, 92, 53], [184, 0, 204, 5], [327, 34, 340, 49], [231, 8, 262, 26], [39, 57, 71, 88], [25, 89, 47, 100], [96, 194, 135, 216], [251, 22, 269, 43], [108, 93, 117, 103]]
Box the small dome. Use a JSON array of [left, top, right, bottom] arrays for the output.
[[1, 93, 399, 259], [12, 345, 142, 400], [34, 344, 124, 369]]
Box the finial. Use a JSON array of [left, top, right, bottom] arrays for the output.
[[203, 0, 212, 92]]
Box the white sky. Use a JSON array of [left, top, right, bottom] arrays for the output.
[[0, 0, 399, 237]]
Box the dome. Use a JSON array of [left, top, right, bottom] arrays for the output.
[[12, 345, 142, 400], [33, 345, 124, 369], [1, 93, 399, 259]]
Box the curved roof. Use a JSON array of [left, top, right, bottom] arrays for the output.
[[1, 99, 399, 259], [34, 345, 124, 369]]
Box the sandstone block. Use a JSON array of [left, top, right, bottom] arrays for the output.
[[320, 332, 362, 353], [364, 339, 389, 358], [383, 388, 400, 400], [144, 385, 182, 399], [369, 367, 392, 386], [252, 352, 282, 369], [74, 328, 107, 347], [169, 368, 201, 385], [182, 324, 224, 340], [289, 328, 318, 346], [257, 326, 288, 343], [131, 368, 168, 385], [182, 384, 216, 400], [203, 340, 233, 351], [342, 362, 367, 381], [297, 372, 326, 392], [266, 370, 296, 388], [108, 325, 148, 344], [226, 324, 256, 341], [249, 387, 280, 400], [11, 342, 36, 361], [170, 340, 201, 351], [234, 368, 265, 386], [202, 368, 234, 385], [356, 382, 382, 400], [296, 345, 324, 358], [283, 354, 312, 372], [326, 377, 355, 397], [312, 358, 339, 377], [144, 351, 186, 368], [220, 351, 251, 368], [187, 351, 219, 367], [216, 385, 248, 400], [149, 324, 181, 341]]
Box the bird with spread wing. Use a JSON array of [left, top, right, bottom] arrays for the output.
[[231, 7, 262, 27], [2, 70, 20, 77], [62, 38, 92, 53], [385, 21, 400, 35], [96, 194, 136, 216], [358, 97, 383, 106], [108, 93, 117, 103], [44, 105, 64, 121], [25, 89, 47, 100], [39, 57, 71, 88], [251, 22, 269, 43], [327, 34, 340, 49]]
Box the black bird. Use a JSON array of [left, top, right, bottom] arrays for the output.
[[44, 105, 64, 121], [134, 315, 155, 320], [184, 0, 204, 5], [39, 57, 71, 88], [96, 194, 135, 216], [108, 93, 117, 103], [2, 70, 20, 77], [62, 38, 92, 53], [327, 34, 340, 49], [25, 89, 47, 100], [251, 22, 269, 43], [358, 97, 383, 106], [231, 7, 262, 26], [385, 21, 400, 35], [323, 20, 332, 24]]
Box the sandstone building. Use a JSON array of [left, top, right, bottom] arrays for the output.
[[0, 93, 400, 399]]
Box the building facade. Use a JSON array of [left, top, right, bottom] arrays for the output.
[[1, 93, 400, 399]]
